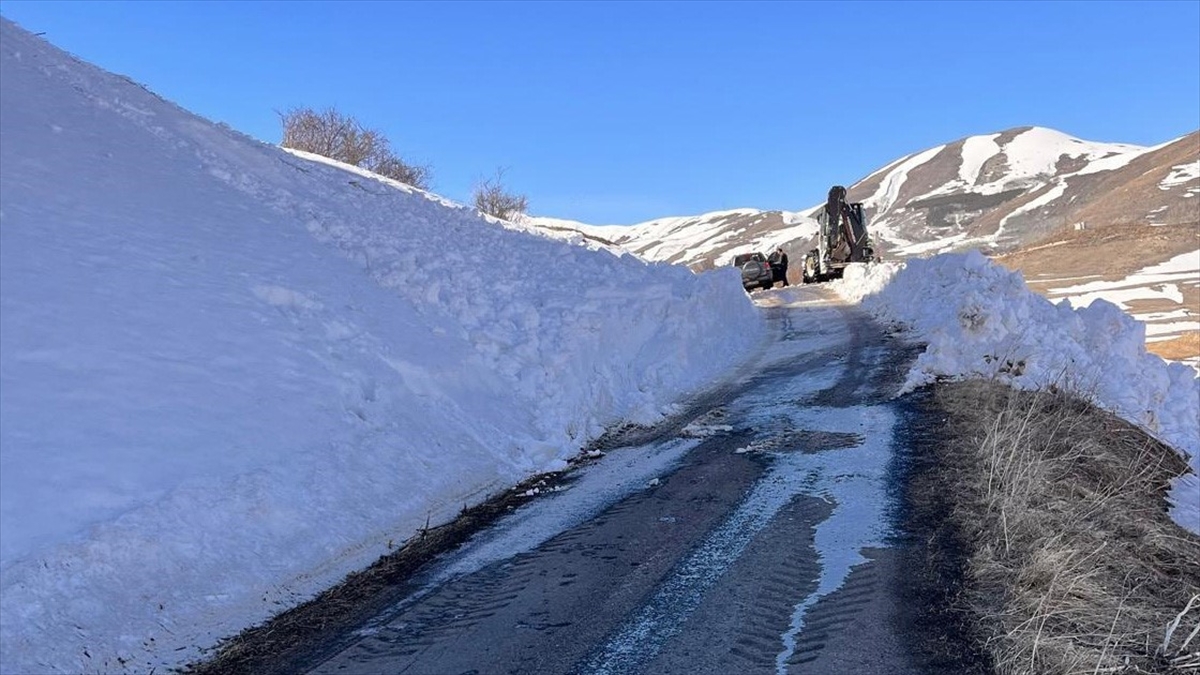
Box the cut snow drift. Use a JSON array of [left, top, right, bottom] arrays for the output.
[[0, 20, 763, 674], [830, 255, 1200, 534]]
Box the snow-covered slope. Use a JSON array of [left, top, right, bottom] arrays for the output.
[[844, 126, 1198, 257], [537, 127, 1197, 271], [528, 209, 820, 273], [0, 19, 763, 674], [1040, 250, 1200, 372]]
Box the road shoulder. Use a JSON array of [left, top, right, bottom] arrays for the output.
[[910, 379, 1200, 673]]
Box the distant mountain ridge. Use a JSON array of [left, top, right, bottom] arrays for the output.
[[528, 125, 1199, 365], [530, 126, 1198, 271], [844, 126, 1198, 259], [533, 209, 819, 271]]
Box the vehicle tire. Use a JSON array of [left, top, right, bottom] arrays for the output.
[[803, 252, 818, 284]]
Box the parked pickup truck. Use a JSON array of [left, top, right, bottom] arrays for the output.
[[732, 252, 774, 292]]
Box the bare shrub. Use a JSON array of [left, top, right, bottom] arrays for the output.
[[472, 168, 528, 221], [279, 107, 371, 164], [369, 153, 431, 191], [278, 107, 430, 190]]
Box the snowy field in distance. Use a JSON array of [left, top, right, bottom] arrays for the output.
[[1043, 249, 1200, 372]]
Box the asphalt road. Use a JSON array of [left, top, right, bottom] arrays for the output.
[[306, 286, 986, 675]]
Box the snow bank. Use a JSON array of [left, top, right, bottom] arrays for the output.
[[0, 20, 764, 674], [831, 253, 1200, 534]]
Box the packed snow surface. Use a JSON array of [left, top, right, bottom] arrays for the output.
[[0, 20, 763, 674], [830, 255, 1200, 535]]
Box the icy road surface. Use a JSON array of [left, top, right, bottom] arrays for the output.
[[302, 286, 982, 675]]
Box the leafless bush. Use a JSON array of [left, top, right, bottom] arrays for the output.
[[472, 168, 528, 221], [369, 153, 431, 191], [278, 107, 431, 190]]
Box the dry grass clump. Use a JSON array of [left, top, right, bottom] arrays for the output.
[[932, 380, 1200, 674]]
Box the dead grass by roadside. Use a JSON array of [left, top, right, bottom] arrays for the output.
[[928, 379, 1200, 674]]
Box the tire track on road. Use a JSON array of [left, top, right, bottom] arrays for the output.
[[305, 286, 970, 675]]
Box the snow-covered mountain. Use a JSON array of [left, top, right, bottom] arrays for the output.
[[840, 128, 1200, 366], [529, 127, 1200, 365], [533, 126, 1198, 267], [529, 209, 821, 272], [844, 126, 1199, 258]]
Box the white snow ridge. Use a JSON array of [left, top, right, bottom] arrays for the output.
[[0, 19, 761, 674]]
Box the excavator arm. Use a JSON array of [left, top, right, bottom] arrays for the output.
[[804, 185, 876, 283], [823, 185, 872, 263]]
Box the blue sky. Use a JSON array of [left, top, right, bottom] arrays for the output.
[[3, 1, 1198, 225]]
